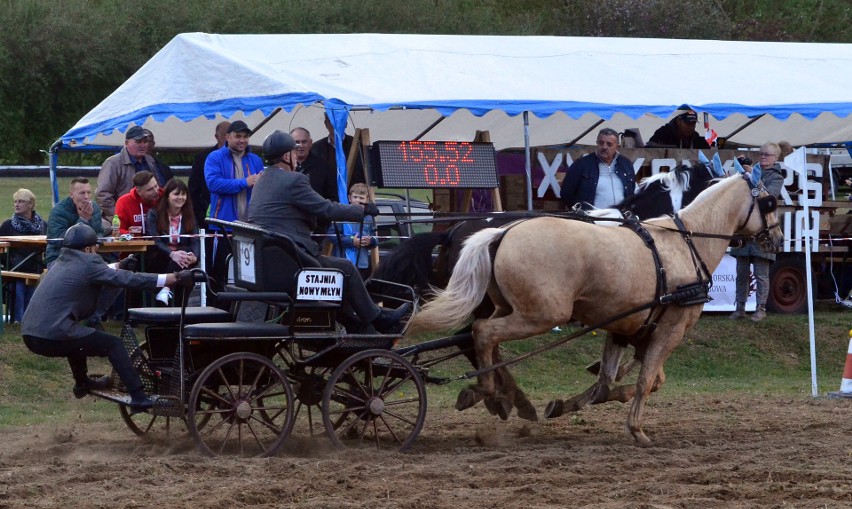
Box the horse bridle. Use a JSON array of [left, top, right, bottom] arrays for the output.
[[740, 175, 781, 251]]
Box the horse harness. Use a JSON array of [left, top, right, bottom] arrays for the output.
[[455, 174, 781, 382]]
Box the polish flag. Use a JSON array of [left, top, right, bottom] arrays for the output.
[[703, 112, 718, 147]]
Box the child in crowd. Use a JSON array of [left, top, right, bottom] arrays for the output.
[[327, 183, 377, 279]]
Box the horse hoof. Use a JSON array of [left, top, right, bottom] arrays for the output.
[[585, 360, 601, 376], [544, 399, 564, 419], [515, 400, 538, 422], [484, 395, 511, 421], [630, 430, 653, 448], [455, 388, 481, 411]]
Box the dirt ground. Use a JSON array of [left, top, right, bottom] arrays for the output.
[[1, 393, 850, 509]]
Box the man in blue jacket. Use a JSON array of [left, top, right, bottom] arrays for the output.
[[204, 120, 263, 295], [559, 128, 635, 210]]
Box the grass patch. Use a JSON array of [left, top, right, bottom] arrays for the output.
[[2, 306, 849, 429]]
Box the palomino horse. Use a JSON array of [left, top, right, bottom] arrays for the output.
[[375, 162, 721, 421], [406, 171, 782, 445]]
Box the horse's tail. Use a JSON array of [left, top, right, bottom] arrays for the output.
[[406, 227, 504, 336], [373, 231, 450, 290]]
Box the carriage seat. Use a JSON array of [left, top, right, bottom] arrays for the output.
[[127, 306, 232, 326], [182, 321, 291, 340]]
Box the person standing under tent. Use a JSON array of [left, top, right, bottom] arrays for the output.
[[560, 128, 636, 210], [189, 121, 230, 230], [204, 120, 263, 298], [729, 142, 785, 322], [96, 126, 158, 228]]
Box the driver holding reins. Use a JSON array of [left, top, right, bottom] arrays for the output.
[[248, 130, 409, 334]]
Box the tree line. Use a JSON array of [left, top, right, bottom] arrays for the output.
[[1, 0, 848, 164]]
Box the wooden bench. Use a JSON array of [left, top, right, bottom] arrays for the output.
[[1, 270, 42, 285]]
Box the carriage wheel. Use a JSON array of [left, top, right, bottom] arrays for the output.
[[274, 344, 333, 437], [187, 352, 295, 457], [119, 404, 184, 436], [321, 349, 427, 452]]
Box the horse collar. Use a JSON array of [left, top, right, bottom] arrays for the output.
[[672, 213, 714, 298]]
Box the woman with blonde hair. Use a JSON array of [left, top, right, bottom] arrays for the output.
[[0, 189, 46, 322]]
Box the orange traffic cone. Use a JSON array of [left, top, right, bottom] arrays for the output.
[[828, 334, 852, 399]]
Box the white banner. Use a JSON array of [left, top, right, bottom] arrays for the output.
[[296, 270, 344, 302], [703, 254, 757, 312]]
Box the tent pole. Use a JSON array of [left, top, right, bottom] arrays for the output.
[[48, 139, 61, 206], [523, 111, 532, 211], [719, 114, 765, 147]]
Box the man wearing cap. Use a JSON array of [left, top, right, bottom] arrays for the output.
[[647, 105, 710, 149], [22, 223, 186, 414], [96, 125, 159, 225], [203, 120, 264, 295], [143, 129, 174, 187]]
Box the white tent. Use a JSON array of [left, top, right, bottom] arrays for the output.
[[54, 32, 852, 201]]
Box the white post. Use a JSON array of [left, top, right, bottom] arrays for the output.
[[199, 228, 207, 307], [787, 148, 818, 397]]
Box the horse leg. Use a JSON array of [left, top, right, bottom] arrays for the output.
[[457, 325, 537, 421], [626, 324, 685, 447], [496, 365, 538, 421], [457, 310, 554, 415], [545, 333, 627, 418], [586, 357, 638, 382], [605, 365, 665, 404]]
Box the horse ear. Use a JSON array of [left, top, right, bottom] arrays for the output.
[[698, 151, 710, 165], [733, 158, 745, 174], [751, 165, 762, 187], [711, 153, 725, 177]]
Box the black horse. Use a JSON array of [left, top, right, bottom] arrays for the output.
[[374, 161, 719, 421]]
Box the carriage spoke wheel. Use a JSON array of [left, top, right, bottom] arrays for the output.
[[188, 352, 295, 457], [321, 349, 427, 452], [119, 404, 184, 436], [274, 345, 332, 437]]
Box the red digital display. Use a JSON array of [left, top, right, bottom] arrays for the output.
[[372, 141, 498, 189]]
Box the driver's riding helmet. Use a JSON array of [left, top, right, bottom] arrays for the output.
[[62, 223, 101, 250], [262, 130, 297, 165]]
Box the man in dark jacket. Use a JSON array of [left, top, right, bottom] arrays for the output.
[[45, 177, 104, 267], [311, 115, 366, 193], [249, 130, 408, 333], [188, 121, 230, 229], [560, 128, 636, 210], [22, 223, 183, 413], [647, 105, 710, 149]]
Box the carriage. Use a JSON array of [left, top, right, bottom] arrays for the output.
[[83, 168, 781, 454], [86, 218, 479, 457]]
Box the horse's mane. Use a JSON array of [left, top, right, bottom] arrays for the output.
[[637, 166, 692, 194], [672, 174, 741, 234]]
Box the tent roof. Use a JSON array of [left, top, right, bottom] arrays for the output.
[[59, 33, 852, 150]]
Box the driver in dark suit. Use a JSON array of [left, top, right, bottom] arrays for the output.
[[248, 130, 409, 333], [21, 224, 183, 414]]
